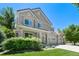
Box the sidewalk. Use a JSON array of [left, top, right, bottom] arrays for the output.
[[56, 45, 79, 53]]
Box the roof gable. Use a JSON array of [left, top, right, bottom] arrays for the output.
[[31, 8, 52, 26]]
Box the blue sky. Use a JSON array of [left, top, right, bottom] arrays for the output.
[[0, 3, 79, 31]]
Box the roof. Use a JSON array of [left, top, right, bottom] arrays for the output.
[[32, 8, 53, 26]]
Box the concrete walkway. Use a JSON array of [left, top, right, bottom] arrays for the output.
[[43, 48, 55, 50], [56, 45, 79, 53]]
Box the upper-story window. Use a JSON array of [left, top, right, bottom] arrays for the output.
[[24, 19, 32, 27], [38, 23, 41, 28], [37, 22, 43, 29]]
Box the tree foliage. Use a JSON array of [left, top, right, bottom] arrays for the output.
[[0, 31, 6, 43], [0, 7, 15, 39], [63, 24, 79, 45], [0, 26, 16, 38], [0, 7, 14, 29], [73, 3, 79, 7]]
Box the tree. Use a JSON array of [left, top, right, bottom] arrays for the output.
[[0, 7, 16, 38], [73, 3, 79, 7], [0, 7, 14, 29], [63, 24, 79, 45], [0, 15, 4, 25], [58, 28, 62, 33]]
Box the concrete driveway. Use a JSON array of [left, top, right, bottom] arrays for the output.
[[56, 45, 79, 53]]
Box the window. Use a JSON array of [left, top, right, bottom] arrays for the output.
[[38, 23, 41, 28], [37, 23, 42, 28], [24, 19, 32, 26]]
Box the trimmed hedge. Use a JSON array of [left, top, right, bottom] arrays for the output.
[[1, 37, 42, 51]]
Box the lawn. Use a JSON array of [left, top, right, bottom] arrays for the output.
[[1, 48, 79, 56]]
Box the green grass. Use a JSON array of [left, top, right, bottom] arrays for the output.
[[1, 48, 79, 56]]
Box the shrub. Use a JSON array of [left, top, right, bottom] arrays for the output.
[[1, 37, 42, 51], [0, 31, 6, 43], [5, 30, 16, 38], [25, 37, 42, 50], [0, 47, 3, 52], [0, 26, 16, 38]]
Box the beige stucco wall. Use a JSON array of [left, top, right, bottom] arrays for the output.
[[16, 10, 35, 28], [16, 9, 53, 31], [32, 9, 53, 31]]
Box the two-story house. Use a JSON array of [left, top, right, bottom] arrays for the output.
[[15, 8, 64, 46]]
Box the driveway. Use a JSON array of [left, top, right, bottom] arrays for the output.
[[56, 45, 79, 53]]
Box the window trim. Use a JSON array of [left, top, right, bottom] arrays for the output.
[[24, 19, 32, 27], [35, 22, 42, 28]]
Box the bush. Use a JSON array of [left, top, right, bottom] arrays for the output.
[[0, 31, 6, 43], [0, 26, 16, 38], [0, 48, 2, 52], [25, 37, 42, 50], [5, 30, 16, 38], [1, 37, 42, 51]]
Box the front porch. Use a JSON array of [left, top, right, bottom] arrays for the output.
[[16, 25, 50, 45], [16, 24, 64, 47]]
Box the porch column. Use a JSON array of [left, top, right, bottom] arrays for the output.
[[45, 33, 47, 45], [35, 32, 40, 41], [39, 32, 43, 42], [18, 29, 24, 37]]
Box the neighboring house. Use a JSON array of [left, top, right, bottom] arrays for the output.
[[15, 8, 64, 46]]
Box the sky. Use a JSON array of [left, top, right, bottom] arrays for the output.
[[0, 3, 79, 31]]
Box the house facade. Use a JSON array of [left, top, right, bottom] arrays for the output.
[[15, 8, 64, 46]]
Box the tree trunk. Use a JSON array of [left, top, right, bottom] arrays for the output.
[[73, 42, 76, 45]]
